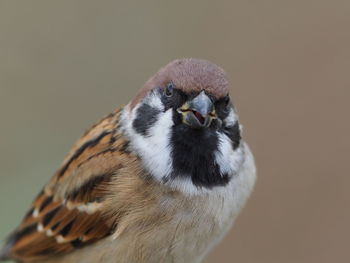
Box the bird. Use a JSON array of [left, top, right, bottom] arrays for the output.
[[0, 58, 256, 263]]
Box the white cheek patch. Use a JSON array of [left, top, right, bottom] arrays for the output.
[[144, 91, 164, 111], [121, 103, 174, 182], [215, 132, 244, 177]]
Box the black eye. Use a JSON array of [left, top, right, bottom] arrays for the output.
[[164, 81, 174, 97]]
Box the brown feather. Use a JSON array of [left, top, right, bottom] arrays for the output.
[[131, 58, 230, 109], [2, 109, 131, 262], [0, 59, 251, 263]]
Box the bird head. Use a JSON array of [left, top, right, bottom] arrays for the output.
[[121, 59, 245, 194]]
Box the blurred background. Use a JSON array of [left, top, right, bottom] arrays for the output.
[[0, 1, 349, 262]]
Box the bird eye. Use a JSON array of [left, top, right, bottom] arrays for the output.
[[164, 81, 174, 97]]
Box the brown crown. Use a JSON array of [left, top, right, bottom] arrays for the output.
[[130, 58, 230, 109]]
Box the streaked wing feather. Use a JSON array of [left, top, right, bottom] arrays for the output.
[[2, 109, 131, 262]]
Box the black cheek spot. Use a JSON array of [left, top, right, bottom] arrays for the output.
[[133, 103, 161, 136], [223, 121, 241, 150]]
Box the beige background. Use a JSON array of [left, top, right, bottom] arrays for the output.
[[0, 1, 349, 262]]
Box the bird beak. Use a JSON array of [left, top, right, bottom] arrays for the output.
[[177, 91, 217, 129]]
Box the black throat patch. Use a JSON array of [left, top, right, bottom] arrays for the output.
[[132, 103, 161, 136], [169, 123, 231, 188]]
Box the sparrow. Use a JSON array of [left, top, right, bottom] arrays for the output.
[[0, 58, 256, 263]]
